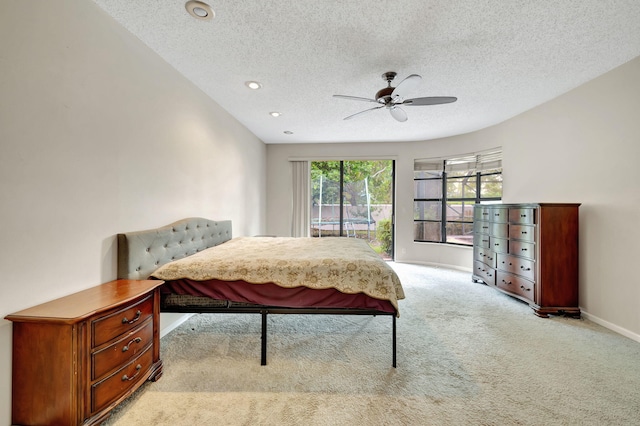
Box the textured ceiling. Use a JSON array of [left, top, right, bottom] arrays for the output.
[[92, 0, 640, 144]]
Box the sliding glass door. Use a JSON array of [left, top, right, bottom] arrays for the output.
[[310, 160, 394, 259]]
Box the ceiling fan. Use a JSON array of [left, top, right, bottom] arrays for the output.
[[333, 72, 457, 122]]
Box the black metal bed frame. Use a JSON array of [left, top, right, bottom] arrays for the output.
[[161, 303, 397, 368]]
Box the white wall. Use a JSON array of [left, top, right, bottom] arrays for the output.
[[0, 0, 266, 423], [266, 56, 640, 341], [498, 56, 640, 340]]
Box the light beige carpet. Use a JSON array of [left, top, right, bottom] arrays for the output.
[[105, 263, 640, 425]]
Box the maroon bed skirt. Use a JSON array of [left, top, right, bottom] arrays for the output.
[[161, 278, 396, 313]]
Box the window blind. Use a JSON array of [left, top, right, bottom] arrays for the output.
[[414, 148, 502, 173]]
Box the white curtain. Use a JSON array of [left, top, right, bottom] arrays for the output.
[[290, 161, 310, 237]]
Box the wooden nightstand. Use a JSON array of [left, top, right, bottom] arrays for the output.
[[5, 279, 164, 426]]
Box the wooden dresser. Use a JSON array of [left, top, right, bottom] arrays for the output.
[[472, 203, 580, 317], [5, 279, 164, 426]]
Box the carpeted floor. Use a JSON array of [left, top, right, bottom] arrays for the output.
[[105, 263, 640, 425]]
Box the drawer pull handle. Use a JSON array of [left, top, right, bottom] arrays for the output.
[[521, 248, 528, 251], [520, 266, 531, 271], [521, 231, 527, 234], [521, 214, 527, 218], [122, 337, 143, 352], [502, 280, 512, 285], [122, 364, 142, 382], [122, 310, 142, 325], [520, 285, 530, 291]]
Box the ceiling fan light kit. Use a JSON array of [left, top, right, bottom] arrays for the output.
[[334, 72, 457, 122]]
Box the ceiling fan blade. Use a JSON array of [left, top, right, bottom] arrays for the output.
[[333, 95, 380, 103], [389, 106, 408, 122], [402, 96, 457, 106], [391, 74, 422, 101], [343, 105, 384, 120]]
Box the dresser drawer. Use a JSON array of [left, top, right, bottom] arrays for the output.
[[474, 261, 496, 286], [509, 240, 535, 260], [475, 247, 496, 268], [475, 221, 490, 235], [509, 208, 535, 225], [490, 222, 508, 238], [92, 318, 153, 380], [509, 224, 535, 242], [475, 234, 490, 249], [490, 208, 508, 223], [497, 253, 535, 281], [474, 206, 490, 221], [91, 346, 153, 413], [491, 237, 508, 254], [92, 294, 154, 347], [496, 271, 535, 302]]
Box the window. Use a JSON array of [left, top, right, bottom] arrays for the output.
[[310, 160, 395, 259], [414, 149, 502, 245]]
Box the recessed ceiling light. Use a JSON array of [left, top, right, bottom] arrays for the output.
[[269, 112, 282, 117], [245, 81, 262, 90], [185, 1, 214, 21], [284, 131, 294, 135]]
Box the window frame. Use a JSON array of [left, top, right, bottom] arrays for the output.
[[413, 152, 502, 246]]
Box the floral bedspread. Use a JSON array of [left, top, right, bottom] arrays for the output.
[[152, 237, 405, 314]]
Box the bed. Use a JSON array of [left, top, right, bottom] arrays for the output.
[[117, 217, 404, 366]]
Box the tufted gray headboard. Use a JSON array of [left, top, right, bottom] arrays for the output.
[[117, 218, 232, 280]]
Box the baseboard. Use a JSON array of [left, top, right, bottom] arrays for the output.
[[396, 260, 473, 273], [159, 313, 194, 338], [580, 310, 640, 344]]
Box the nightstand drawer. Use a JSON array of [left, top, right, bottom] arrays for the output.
[[92, 294, 153, 347], [92, 318, 153, 380], [91, 346, 153, 413]]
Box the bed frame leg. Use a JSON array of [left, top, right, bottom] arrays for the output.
[[392, 315, 397, 368], [261, 311, 267, 366]]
